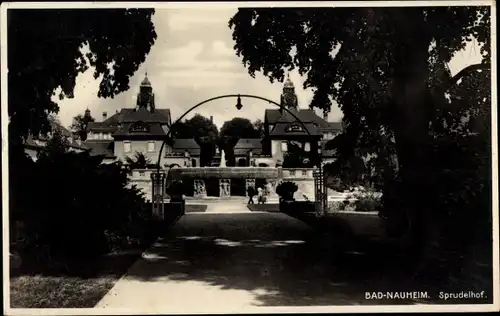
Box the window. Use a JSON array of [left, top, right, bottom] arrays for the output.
[[285, 124, 304, 133], [148, 141, 155, 152], [130, 121, 149, 133], [290, 170, 296, 176], [139, 171, 145, 176], [281, 141, 288, 152], [124, 141, 131, 153], [302, 170, 308, 176], [304, 142, 311, 152]]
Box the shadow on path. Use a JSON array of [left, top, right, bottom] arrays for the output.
[[122, 212, 432, 306]]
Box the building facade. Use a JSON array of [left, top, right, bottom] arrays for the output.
[[260, 75, 342, 167], [24, 119, 88, 161], [84, 75, 201, 167], [80, 74, 340, 170]]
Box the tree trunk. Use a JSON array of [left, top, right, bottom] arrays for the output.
[[388, 49, 442, 278]]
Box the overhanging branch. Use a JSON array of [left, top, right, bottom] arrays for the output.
[[445, 63, 490, 90]]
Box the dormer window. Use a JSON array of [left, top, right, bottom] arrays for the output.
[[285, 124, 304, 133], [130, 121, 149, 133]]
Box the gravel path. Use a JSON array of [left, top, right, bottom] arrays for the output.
[[95, 204, 419, 312]]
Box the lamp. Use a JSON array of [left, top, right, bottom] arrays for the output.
[[235, 95, 243, 110]]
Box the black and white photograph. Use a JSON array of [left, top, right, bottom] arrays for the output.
[[2, 1, 498, 314]]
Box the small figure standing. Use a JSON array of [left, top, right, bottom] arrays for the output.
[[247, 185, 256, 204], [257, 187, 266, 204]]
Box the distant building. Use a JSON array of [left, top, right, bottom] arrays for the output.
[[24, 119, 88, 161], [84, 74, 200, 167], [260, 75, 342, 166], [233, 138, 262, 166]]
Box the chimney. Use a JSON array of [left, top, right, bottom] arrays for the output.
[[102, 111, 107, 120], [210, 116, 213, 124]]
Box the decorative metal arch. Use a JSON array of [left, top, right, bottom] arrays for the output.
[[156, 94, 312, 172]]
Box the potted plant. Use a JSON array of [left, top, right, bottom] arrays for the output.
[[276, 181, 298, 201], [167, 180, 184, 202]]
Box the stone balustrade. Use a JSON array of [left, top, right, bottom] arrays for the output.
[[281, 168, 314, 179], [127, 167, 317, 202]]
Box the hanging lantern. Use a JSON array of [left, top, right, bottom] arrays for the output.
[[235, 95, 243, 110]]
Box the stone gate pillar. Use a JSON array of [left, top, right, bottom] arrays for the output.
[[245, 179, 256, 197]]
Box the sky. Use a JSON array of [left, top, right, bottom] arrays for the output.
[[54, 7, 485, 130]]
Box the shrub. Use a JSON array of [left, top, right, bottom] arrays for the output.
[[353, 194, 381, 212], [276, 181, 298, 200], [350, 190, 382, 213], [166, 180, 185, 200], [9, 146, 151, 266]]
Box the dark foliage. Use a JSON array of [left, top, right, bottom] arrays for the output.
[[70, 110, 95, 141], [276, 181, 298, 200], [8, 8, 157, 142], [10, 144, 153, 268], [220, 117, 261, 141], [282, 141, 317, 168], [229, 7, 492, 280], [125, 151, 154, 169], [166, 180, 185, 201], [170, 114, 219, 166]]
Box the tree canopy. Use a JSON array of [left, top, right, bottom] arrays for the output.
[[70, 110, 95, 141], [252, 119, 265, 137], [8, 9, 157, 142], [229, 6, 492, 273], [169, 114, 219, 166], [171, 114, 218, 143], [228, 7, 490, 162], [219, 117, 261, 142]]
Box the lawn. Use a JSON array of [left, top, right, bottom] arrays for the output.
[[10, 250, 143, 308], [9, 204, 202, 309]]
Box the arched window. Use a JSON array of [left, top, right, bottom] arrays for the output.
[[129, 121, 150, 133], [285, 123, 304, 133]]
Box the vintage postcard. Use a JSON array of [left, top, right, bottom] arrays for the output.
[[2, 1, 498, 314]]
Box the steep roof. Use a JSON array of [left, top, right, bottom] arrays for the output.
[[171, 138, 201, 156], [86, 122, 118, 133], [269, 122, 323, 137], [24, 120, 88, 150], [265, 109, 329, 127], [233, 138, 262, 155], [87, 108, 171, 133], [112, 122, 168, 139], [119, 108, 170, 124]]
